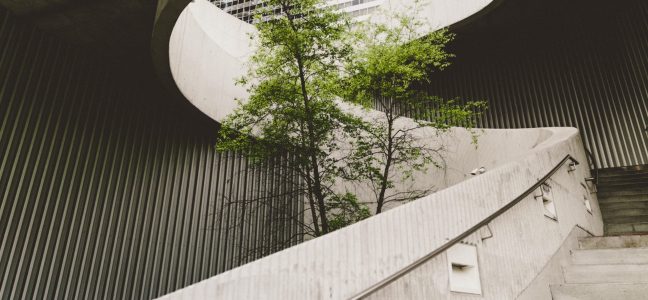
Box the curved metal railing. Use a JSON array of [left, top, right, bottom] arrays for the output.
[[349, 154, 580, 300]]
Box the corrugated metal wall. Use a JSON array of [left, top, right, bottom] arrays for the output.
[[0, 8, 301, 300], [429, 0, 648, 169]]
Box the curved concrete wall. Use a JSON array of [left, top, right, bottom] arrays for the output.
[[166, 0, 494, 122], [169, 1, 253, 123], [158, 127, 603, 299]]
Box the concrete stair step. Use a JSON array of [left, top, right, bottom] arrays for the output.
[[598, 194, 648, 203], [603, 215, 648, 225], [599, 201, 648, 210], [602, 208, 648, 219], [606, 223, 648, 235], [572, 248, 648, 265], [563, 264, 648, 284], [598, 176, 648, 185], [579, 235, 648, 249], [598, 173, 648, 180], [599, 183, 648, 192], [598, 170, 648, 177], [598, 166, 648, 176], [598, 189, 648, 197], [550, 283, 648, 300], [599, 182, 648, 189], [599, 171, 648, 177]]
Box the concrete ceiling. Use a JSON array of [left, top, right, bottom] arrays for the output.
[[0, 0, 158, 65]]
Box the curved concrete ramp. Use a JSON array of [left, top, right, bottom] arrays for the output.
[[154, 0, 494, 122], [168, 1, 254, 122]]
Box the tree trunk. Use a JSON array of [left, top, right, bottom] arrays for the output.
[[376, 103, 395, 214]]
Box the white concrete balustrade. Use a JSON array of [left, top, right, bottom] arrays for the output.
[[157, 127, 603, 299]]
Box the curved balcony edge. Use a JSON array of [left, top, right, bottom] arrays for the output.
[[150, 0, 498, 122]]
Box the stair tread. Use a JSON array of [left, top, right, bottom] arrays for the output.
[[572, 247, 648, 265], [603, 215, 648, 224], [598, 165, 648, 175], [605, 223, 648, 235], [598, 177, 648, 184], [599, 186, 648, 190], [579, 235, 648, 249], [599, 173, 648, 179], [598, 195, 648, 203], [602, 208, 648, 216], [598, 171, 648, 177], [564, 264, 648, 284], [599, 202, 648, 209], [551, 283, 648, 300], [598, 172, 648, 178], [598, 187, 648, 193], [598, 191, 648, 198], [599, 185, 648, 191]]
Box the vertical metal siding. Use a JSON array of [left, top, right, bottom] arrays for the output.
[[427, 0, 648, 168], [0, 8, 300, 300]]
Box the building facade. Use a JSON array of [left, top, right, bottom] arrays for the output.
[[0, 6, 301, 299], [431, 0, 648, 169], [213, 0, 381, 22]]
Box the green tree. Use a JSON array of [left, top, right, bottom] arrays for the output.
[[343, 2, 487, 214], [216, 0, 367, 238]]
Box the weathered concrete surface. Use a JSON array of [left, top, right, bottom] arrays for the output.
[[151, 0, 191, 92], [516, 227, 591, 300], [572, 248, 648, 265], [521, 232, 648, 299], [579, 234, 648, 249], [168, 2, 253, 123], [157, 127, 602, 299], [564, 264, 648, 284], [549, 232, 648, 299], [551, 283, 648, 300]]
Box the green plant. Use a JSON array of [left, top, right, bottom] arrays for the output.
[[343, 1, 487, 213]]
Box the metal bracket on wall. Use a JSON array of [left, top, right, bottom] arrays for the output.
[[480, 223, 494, 241]]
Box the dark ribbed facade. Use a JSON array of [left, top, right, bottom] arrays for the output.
[[0, 8, 300, 300], [431, 0, 648, 169]]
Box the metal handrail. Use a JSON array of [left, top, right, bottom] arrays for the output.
[[349, 154, 579, 300], [585, 148, 599, 186]]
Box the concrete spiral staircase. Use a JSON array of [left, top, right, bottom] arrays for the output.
[[152, 1, 645, 298], [551, 166, 648, 300]]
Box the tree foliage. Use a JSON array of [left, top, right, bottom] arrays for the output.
[[216, 0, 487, 244], [216, 0, 368, 237], [343, 1, 487, 213]]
